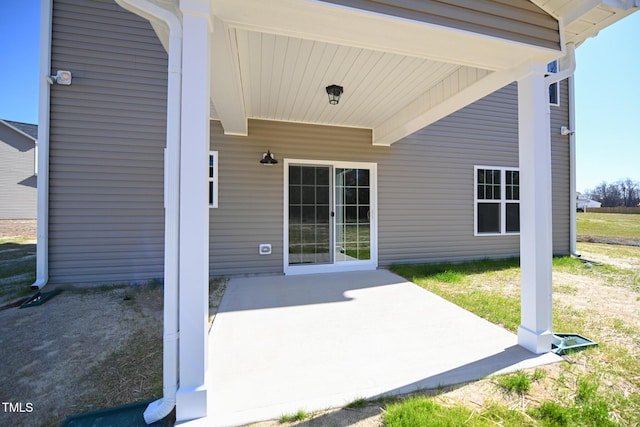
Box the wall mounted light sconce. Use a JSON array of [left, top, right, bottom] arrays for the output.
[[46, 70, 73, 85], [326, 84, 343, 105], [560, 126, 575, 136], [260, 150, 278, 165]]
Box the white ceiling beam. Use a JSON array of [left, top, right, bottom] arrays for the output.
[[373, 63, 536, 146], [210, 18, 248, 136]]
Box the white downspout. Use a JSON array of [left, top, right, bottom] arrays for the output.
[[545, 43, 576, 88], [544, 43, 577, 256], [32, 0, 53, 290], [568, 75, 578, 255], [114, 0, 182, 424]]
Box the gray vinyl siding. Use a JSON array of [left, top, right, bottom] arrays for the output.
[[48, 0, 166, 284], [47, 1, 571, 282], [551, 80, 571, 255], [209, 121, 380, 276], [379, 86, 519, 266], [0, 125, 37, 219], [319, 0, 560, 50], [210, 83, 571, 276]]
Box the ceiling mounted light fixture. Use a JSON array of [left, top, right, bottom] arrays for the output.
[[326, 84, 343, 105], [260, 150, 278, 165]]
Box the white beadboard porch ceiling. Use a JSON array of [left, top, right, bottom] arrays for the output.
[[231, 29, 464, 129], [138, 0, 637, 144], [201, 0, 638, 145], [208, 0, 564, 145]]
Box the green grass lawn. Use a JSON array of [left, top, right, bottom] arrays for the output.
[[387, 245, 640, 426], [577, 212, 640, 239]]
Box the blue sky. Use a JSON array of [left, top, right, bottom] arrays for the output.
[[1, 1, 638, 193], [574, 12, 640, 193]]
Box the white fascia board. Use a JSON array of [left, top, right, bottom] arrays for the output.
[[210, 19, 248, 136], [372, 62, 542, 146], [213, 0, 561, 71]]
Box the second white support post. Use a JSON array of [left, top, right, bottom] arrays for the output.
[[517, 63, 554, 354], [176, 0, 212, 421]]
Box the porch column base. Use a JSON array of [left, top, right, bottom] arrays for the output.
[[518, 325, 552, 354], [176, 386, 207, 422]]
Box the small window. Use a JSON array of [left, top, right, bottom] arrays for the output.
[[474, 166, 519, 235], [209, 151, 218, 208], [548, 61, 559, 106]]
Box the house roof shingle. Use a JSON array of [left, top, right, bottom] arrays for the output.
[[1, 119, 38, 140]]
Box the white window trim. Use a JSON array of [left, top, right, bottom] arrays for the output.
[[548, 60, 560, 107], [209, 151, 218, 208], [474, 165, 520, 236]]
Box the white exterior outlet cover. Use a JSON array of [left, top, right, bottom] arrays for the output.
[[259, 244, 272, 255]]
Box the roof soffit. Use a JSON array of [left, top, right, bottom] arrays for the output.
[[530, 0, 639, 46]]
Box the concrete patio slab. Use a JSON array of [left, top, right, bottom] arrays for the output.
[[186, 270, 561, 427]]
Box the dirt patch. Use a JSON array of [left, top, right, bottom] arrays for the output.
[[0, 220, 37, 241], [553, 271, 640, 337], [0, 280, 227, 427], [248, 405, 385, 427], [577, 234, 640, 247], [0, 286, 159, 426], [576, 248, 640, 271]]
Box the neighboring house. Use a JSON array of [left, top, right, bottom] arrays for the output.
[[36, 0, 638, 423], [0, 120, 37, 219], [576, 196, 602, 211]]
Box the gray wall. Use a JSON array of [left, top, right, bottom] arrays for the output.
[[0, 124, 37, 219], [210, 82, 571, 276], [48, 0, 167, 284], [319, 0, 560, 49], [551, 81, 571, 254], [49, 0, 571, 283]]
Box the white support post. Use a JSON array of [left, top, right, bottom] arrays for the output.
[[517, 63, 554, 354], [176, 0, 211, 421]]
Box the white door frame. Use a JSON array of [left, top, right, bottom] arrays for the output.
[[283, 158, 378, 275]]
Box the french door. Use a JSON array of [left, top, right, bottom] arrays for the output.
[[285, 160, 377, 275]]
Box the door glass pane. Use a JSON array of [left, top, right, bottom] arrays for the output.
[[289, 165, 331, 265], [335, 168, 370, 261]]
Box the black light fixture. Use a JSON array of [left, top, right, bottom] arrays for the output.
[[326, 84, 343, 105], [260, 150, 278, 165]]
